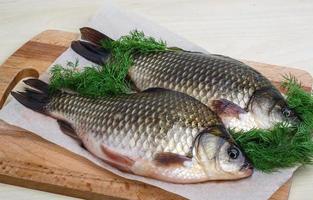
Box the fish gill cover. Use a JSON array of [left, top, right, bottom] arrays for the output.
[[49, 31, 313, 172]]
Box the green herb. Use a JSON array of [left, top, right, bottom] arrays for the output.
[[233, 77, 313, 172], [49, 30, 166, 96], [49, 31, 313, 172]]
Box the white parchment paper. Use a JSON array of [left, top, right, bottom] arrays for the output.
[[0, 1, 296, 199]]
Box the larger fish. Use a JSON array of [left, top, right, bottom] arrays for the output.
[[12, 79, 253, 183], [74, 27, 299, 131]]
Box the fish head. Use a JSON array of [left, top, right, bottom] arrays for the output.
[[249, 87, 300, 128], [194, 126, 253, 180]]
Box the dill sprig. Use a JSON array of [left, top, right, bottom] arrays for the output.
[[233, 77, 313, 172], [49, 30, 166, 96], [49, 30, 313, 172]]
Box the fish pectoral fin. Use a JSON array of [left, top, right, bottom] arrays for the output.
[[211, 99, 246, 118], [57, 119, 80, 140], [153, 152, 191, 167], [100, 144, 135, 172]]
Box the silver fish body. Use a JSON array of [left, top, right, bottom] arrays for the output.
[[128, 50, 298, 131], [12, 79, 253, 183], [72, 32, 299, 132], [130, 51, 268, 109]]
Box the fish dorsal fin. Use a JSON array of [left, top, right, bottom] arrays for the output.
[[211, 54, 246, 65], [168, 46, 205, 54], [167, 46, 184, 51], [80, 27, 114, 45], [142, 87, 174, 93]]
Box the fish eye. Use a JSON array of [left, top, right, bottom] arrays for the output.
[[227, 146, 240, 159], [282, 108, 292, 118]]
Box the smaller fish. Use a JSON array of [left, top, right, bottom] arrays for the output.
[[12, 79, 253, 183]]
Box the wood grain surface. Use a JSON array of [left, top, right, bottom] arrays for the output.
[[0, 30, 312, 200]]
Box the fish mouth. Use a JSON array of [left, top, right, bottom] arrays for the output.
[[239, 161, 254, 177], [288, 108, 302, 124]]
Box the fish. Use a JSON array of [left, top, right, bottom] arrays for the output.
[[73, 27, 300, 131], [12, 79, 253, 183]]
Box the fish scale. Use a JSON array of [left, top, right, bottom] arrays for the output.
[[13, 78, 253, 182], [130, 51, 273, 110], [47, 89, 223, 159]]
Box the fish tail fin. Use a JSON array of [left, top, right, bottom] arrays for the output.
[[80, 27, 114, 45], [76, 27, 113, 65], [71, 40, 111, 66], [12, 79, 81, 141], [11, 79, 51, 115]]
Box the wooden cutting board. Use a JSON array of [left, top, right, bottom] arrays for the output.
[[0, 30, 312, 200]]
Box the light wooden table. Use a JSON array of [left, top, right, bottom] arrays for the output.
[[0, 0, 312, 199]]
